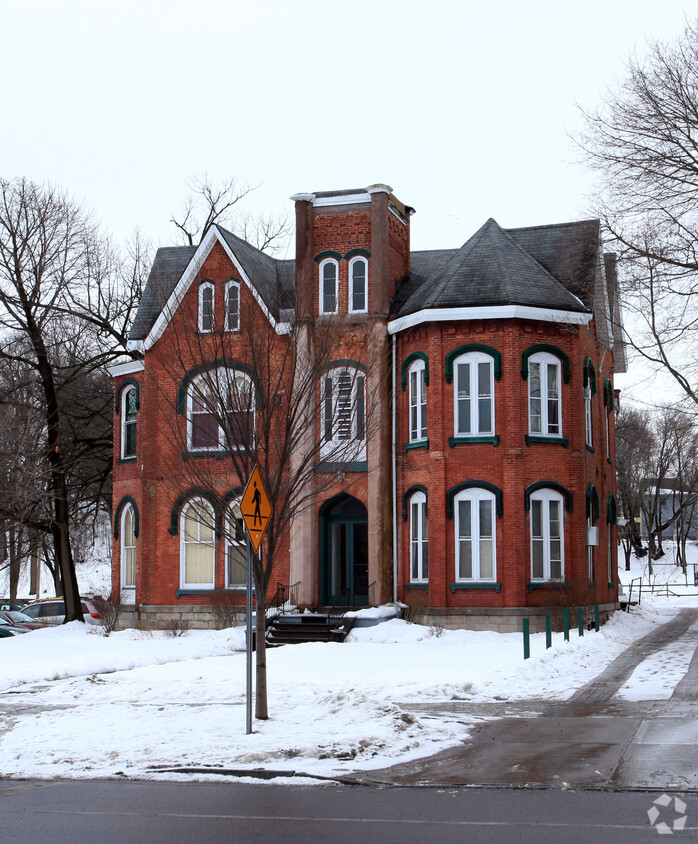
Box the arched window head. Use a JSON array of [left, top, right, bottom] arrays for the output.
[[408, 359, 427, 443], [349, 256, 368, 313], [180, 499, 215, 588], [454, 351, 494, 436], [225, 500, 247, 588], [528, 352, 562, 437], [121, 504, 136, 590], [121, 385, 138, 459], [187, 368, 255, 452], [530, 488, 564, 581], [199, 281, 214, 333], [225, 280, 240, 332], [319, 259, 338, 315], [409, 490, 428, 582], [455, 488, 496, 582], [321, 365, 366, 461]]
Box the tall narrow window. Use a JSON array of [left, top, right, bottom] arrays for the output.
[[410, 491, 428, 582], [121, 504, 136, 590], [530, 489, 564, 581], [225, 501, 246, 588], [408, 360, 427, 442], [583, 358, 596, 449], [454, 353, 494, 436], [180, 499, 215, 588], [349, 257, 368, 313], [455, 488, 496, 581], [528, 353, 561, 436], [199, 282, 214, 332], [121, 385, 137, 459], [321, 366, 366, 461], [225, 280, 240, 332], [319, 259, 338, 314]]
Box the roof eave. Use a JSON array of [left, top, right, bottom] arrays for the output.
[[387, 305, 593, 335]]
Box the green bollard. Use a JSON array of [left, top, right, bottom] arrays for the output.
[[578, 607, 584, 637], [545, 613, 552, 649], [563, 608, 570, 642], [595, 605, 600, 632], [523, 617, 530, 660]]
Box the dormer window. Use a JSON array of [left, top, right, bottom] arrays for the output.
[[349, 257, 368, 313], [319, 259, 338, 315], [199, 281, 214, 333]]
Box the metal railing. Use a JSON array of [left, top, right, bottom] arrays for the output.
[[267, 581, 300, 618]]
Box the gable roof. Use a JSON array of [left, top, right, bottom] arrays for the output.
[[394, 218, 588, 318]]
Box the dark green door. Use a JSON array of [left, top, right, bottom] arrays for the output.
[[322, 495, 368, 606]]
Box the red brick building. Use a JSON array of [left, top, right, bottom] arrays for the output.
[[110, 185, 625, 630]]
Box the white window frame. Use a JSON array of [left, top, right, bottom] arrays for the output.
[[198, 281, 215, 333], [187, 368, 255, 452], [319, 258, 339, 315], [528, 352, 562, 437], [584, 385, 593, 448], [225, 500, 247, 589], [587, 511, 594, 580], [348, 256, 368, 314], [454, 352, 495, 436], [409, 491, 428, 582], [224, 280, 240, 332], [454, 488, 496, 582], [408, 359, 427, 443], [179, 498, 216, 589], [120, 504, 136, 590], [530, 488, 565, 581], [320, 366, 366, 461], [121, 385, 137, 459]]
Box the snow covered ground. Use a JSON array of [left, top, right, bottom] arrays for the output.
[[2, 544, 698, 784]]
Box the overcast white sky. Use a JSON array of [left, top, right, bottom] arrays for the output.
[[1, 0, 693, 398]]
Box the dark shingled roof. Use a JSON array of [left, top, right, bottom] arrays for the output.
[[128, 227, 295, 343], [394, 218, 590, 318], [129, 245, 197, 341]]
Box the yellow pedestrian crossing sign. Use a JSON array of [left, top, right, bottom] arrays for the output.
[[241, 465, 272, 553]]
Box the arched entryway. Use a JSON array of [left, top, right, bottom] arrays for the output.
[[320, 494, 368, 607]]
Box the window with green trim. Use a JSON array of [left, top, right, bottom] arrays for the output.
[[349, 256, 368, 313], [528, 352, 561, 437], [455, 488, 496, 582], [454, 352, 494, 437], [410, 490, 428, 583], [530, 488, 564, 581], [408, 359, 427, 442], [319, 258, 338, 314], [180, 498, 215, 589]]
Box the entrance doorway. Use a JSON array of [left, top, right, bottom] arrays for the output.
[[320, 494, 368, 607]]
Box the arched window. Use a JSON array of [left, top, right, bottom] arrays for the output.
[[409, 490, 428, 582], [454, 351, 494, 436], [528, 352, 562, 437], [349, 256, 368, 313], [224, 280, 240, 332], [225, 500, 246, 588], [319, 259, 338, 315], [530, 488, 564, 581], [121, 385, 138, 459], [408, 358, 427, 443], [180, 499, 215, 588], [187, 368, 255, 452], [121, 504, 136, 590], [455, 487, 496, 582], [583, 358, 596, 449], [321, 365, 366, 461], [199, 281, 214, 333]]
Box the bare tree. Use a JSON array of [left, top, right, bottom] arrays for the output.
[[616, 406, 652, 569], [577, 18, 698, 404], [0, 179, 143, 618], [171, 176, 290, 253], [148, 276, 373, 719]]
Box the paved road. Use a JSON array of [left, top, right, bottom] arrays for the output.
[[359, 608, 698, 790], [1, 778, 696, 843]]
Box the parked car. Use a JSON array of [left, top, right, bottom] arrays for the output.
[[0, 616, 29, 637], [0, 600, 30, 612], [0, 610, 44, 630], [20, 598, 102, 626]]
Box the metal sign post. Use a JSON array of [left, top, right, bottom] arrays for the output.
[[241, 466, 272, 735], [245, 534, 253, 735]]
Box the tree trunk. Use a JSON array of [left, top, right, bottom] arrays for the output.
[[255, 588, 268, 720]]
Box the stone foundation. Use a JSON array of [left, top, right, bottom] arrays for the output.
[[421, 603, 618, 634], [117, 603, 244, 631]]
